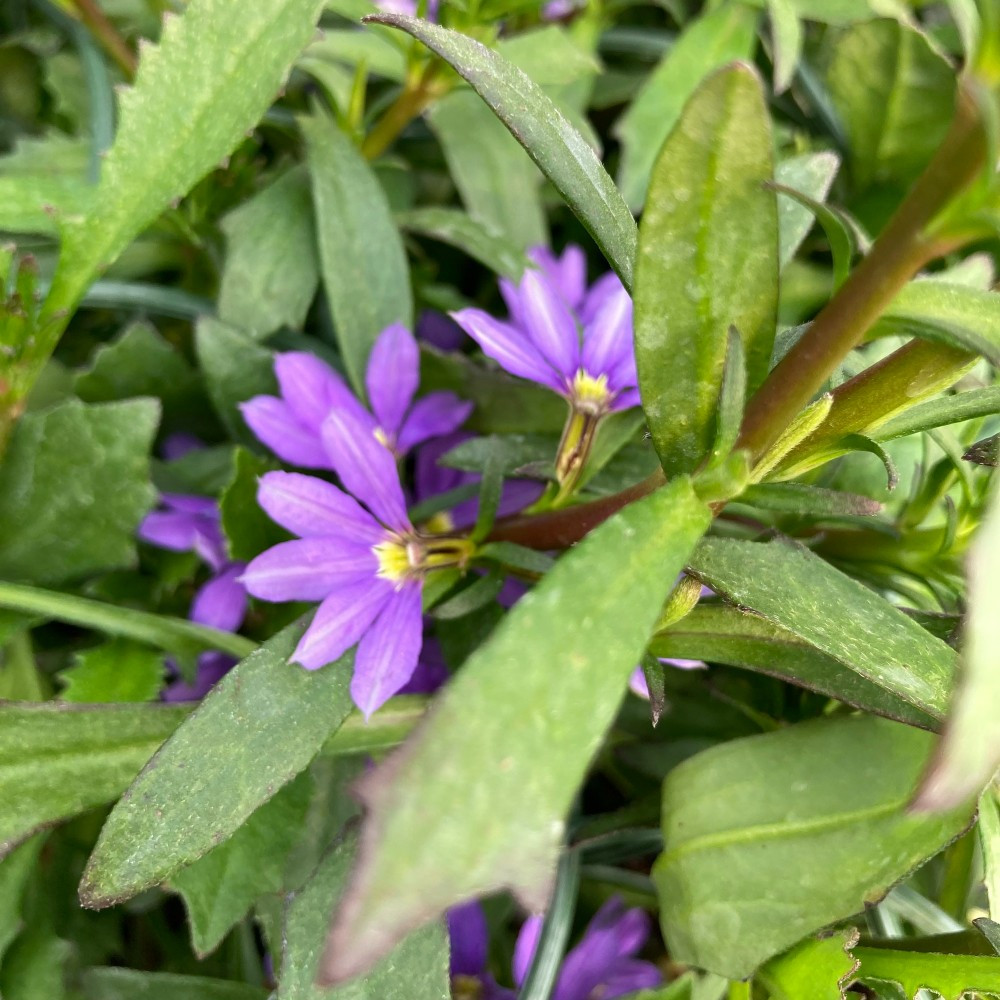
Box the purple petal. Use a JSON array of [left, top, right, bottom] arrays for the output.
[[629, 667, 649, 700], [530, 245, 586, 310], [400, 635, 450, 694], [321, 409, 411, 531], [413, 432, 473, 503], [416, 310, 465, 351], [162, 433, 204, 461], [240, 538, 376, 602], [274, 352, 369, 430], [292, 577, 394, 670], [190, 565, 248, 633], [518, 269, 580, 380], [163, 651, 233, 703], [499, 277, 527, 331], [598, 961, 663, 999], [240, 397, 331, 469], [580, 271, 626, 326], [257, 471, 382, 542], [513, 915, 543, 987], [138, 511, 200, 552], [447, 901, 489, 977], [350, 583, 423, 717], [581, 285, 634, 388], [160, 493, 219, 517], [610, 386, 641, 412], [396, 392, 473, 454], [366, 324, 419, 439], [451, 309, 563, 392]]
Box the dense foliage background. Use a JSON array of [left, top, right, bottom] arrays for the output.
[[3, 0, 1000, 997]]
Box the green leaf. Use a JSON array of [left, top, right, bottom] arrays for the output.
[[80, 969, 268, 1000], [44, 0, 328, 318], [757, 928, 860, 1000], [913, 481, 1000, 811], [767, 0, 803, 94], [195, 317, 277, 445], [0, 399, 158, 585], [278, 831, 450, 999], [0, 836, 44, 964], [429, 90, 548, 251], [0, 701, 188, 858], [775, 151, 841, 268], [635, 64, 778, 477], [0, 581, 256, 662], [79, 622, 354, 908], [171, 774, 312, 957], [302, 27, 407, 83], [653, 715, 974, 978], [59, 638, 165, 703], [649, 604, 937, 729], [855, 945, 1000, 1000], [320, 478, 711, 981], [614, 4, 758, 210], [0, 174, 89, 236], [873, 386, 1000, 440], [368, 13, 637, 289], [396, 206, 531, 281], [219, 447, 288, 563], [687, 536, 955, 719], [302, 109, 412, 396], [706, 326, 746, 470], [825, 19, 955, 191], [738, 482, 881, 516], [218, 166, 319, 339], [0, 927, 71, 1000]]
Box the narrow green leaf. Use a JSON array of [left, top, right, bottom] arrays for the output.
[[687, 536, 955, 718], [79, 622, 354, 908], [59, 638, 165, 703], [171, 774, 312, 957], [80, 969, 268, 1000], [654, 715, 974, 978], [396, 206, 531, 280], [873, 386, 1000, 440], [914, 482, 1000, 811], [367, 13, 637, 289], [0, 399, 158, 585], [767, 0, 802, 95], [320, 478, 711, 981], [775, 151, 840, 268], [44, 0, 328, 318], [707, 326, 746, 470], [303, 109, 412, 395], [218, 166, 319, 339], [635, 64, 778, 476], [855, 945, 1000, 1000], [613, 4, 758, 210], [0, 702, 188, 858], [279, 831, 450, 999], [649, 604, 938, 730], [757, 928, 860, 1000], [738, 483, 881, 517]]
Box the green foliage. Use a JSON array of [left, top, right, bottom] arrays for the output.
[[79, 969, 268, 1000], [58, 638, 165, 703]]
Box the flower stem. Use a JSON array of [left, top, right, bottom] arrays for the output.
[[69, 0, 137, 80], [737, 86, 987, 463], [361, 62, 444, 160]]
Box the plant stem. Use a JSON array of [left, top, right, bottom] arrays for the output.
[[361, 63, 443, 160], [69, 0, 137, 80], [737, 86, 987, 463]]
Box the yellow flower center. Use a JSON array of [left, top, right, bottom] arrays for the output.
[[373, 532, 477, 587], [571, 369, 611, 415], [373, 537, 412, 583]]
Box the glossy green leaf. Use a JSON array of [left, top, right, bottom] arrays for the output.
[[80, 969, 268, 1000], [775, 151, 840, 268], [635, 64, 778, 476], [218, 166, 319, 339], [171, 774, 312, 957], [614, 4, 758, 210], [650, 604, 937, 729], [0, 701, 188, 859], [825, 19, 955, 190], [758, 928, 860, 1000], [428, 91, 548, 250], [44, 0, 328, 318], [0, 399, 158, 585], [368, 13, 637, 289], [688, 536, 955, 718], [58, 638, 165, 703], [302, 109, 412, 394], [278, 831, 449, 999], [320, 478, 711, 982], [855, 945, 1000, 1000], [397, 206, 530, 281], [79, 622, 354, 908], [654, 715, 974, 978], [873, 386, 1000, 440], [914, 481, 1000, 811]]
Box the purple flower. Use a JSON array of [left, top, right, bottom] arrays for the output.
[[240, 324, 471, 469], [138, 492, 248, 701], [374, 0, 439, 17], [629, 659, 707, 700], [240, 407, 475, 717], [451, 246, 637, 495]]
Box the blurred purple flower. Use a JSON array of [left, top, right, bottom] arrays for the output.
[[375, 0, 439, 17], [448, 895, 661, 1000], [629, 660, 707, 700], [138, 491, 248, 701], [241, 324, 471, 469], [241, 408, 474, 717]]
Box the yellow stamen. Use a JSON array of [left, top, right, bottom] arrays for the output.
[[571, 369, 611, 415], [373, 538, 411, 583]]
